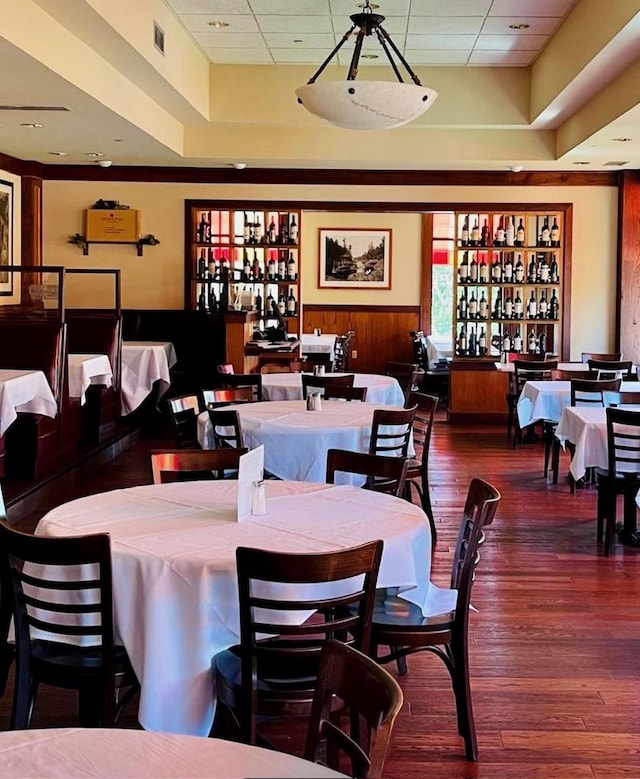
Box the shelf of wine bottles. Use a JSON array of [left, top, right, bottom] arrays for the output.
[[453, 210, 565, 359]]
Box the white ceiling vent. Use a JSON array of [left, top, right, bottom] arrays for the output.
[[0, 106, 69, 111], [154, 22, 165, 56]]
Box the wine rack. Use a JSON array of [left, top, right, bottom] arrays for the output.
[[184, 203, 301, 334], [453, 209, 564, 360]]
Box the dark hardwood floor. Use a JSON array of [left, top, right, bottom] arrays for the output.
[[2, 416, 640, 778]]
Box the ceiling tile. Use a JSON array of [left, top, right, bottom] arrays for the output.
[[271, 48, 335, 63], [262, 33, 337, 48], [330, 0, 410, 14], [475, 33, 548, 50], [256, 15, 334, 33], [469, 49, 537, 65], [192, 31, 267, 47], [405, 49, 471, 65], [206, 48, 273, 62], [406, 34, 478, 49], [408, 16, 484, 35], [331, 15, 408, 34], [481, 16, 563, 35], [249, 0, 330, 14], [168, 0, 252, 13], [179, 14, 259, 32], [409, 0, 491, 16], [488, 0, 574, 16]]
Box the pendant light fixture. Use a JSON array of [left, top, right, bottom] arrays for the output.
[[295, 1, 438, 131]]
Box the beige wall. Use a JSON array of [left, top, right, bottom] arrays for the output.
[[42, 180, 617, 360]]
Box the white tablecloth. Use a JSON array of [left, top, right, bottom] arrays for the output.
[[496, 361, 586, 373], [262, 372, 405, 406], [121, 341, 177, 415], [0, 728, 345, 778], [37, 479, 445, 736], [555, 405, 640, 481], [517, 380, 638, 428], [0, 368, 58, 436], [68, 353, 113, 405], [300, 334, 338, 360], [198, 400, 414, 484]]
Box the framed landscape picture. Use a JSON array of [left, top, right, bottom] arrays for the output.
[[0, 180, 13, 295], [319, 228, 391, 288]]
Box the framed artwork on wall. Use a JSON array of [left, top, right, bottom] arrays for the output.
[[319, 228, 391, 288], [0, 179, 13, 295]]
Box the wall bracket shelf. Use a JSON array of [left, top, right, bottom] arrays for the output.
[[69, 237, 159, 256]]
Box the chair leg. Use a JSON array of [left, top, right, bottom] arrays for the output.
[[11, 664, 36, 730], [551, 439, 560, 484], [405, 481, 437, 546], [603, 490, 617, 556], [450, 638, 478, 761]]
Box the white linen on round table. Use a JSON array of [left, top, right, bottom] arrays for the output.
[[0, 728, 345, 778], [120, 341, 177, 415], [496, 361, 587, 374], [517, 380, 638, 428], [197, 399, 414, 484], [0, 368, 58, 436], [262, 371, 405, 406], [68, 353, 113, 405], [36, 479, 444, 736]]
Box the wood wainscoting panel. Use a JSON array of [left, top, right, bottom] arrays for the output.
[[303, 305, 419, 375]]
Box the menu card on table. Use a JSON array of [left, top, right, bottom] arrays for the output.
[[237, 445, 265, 521]]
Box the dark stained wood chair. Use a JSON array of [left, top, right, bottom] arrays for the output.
[[334, 331, 355, 372], [581, 352, 622, 363], [0, 522, 139, 729], [370, 478, 500, 761], [385, 361, 424, 401], [587, 359, 636, 381], [303, 640, 403, 779], [301, 373, 355, 400], [323, 385, 368, 402], [0, 487, 13, 706], [595, 407, 640, 555], [167, 394, 200, 448], [325, 448, 408, 497], [150, 447, 248, 483], [368, 406, 416, 458], [207, 408, 244, 449], [212, 540, 383, 746], [403, 392, 439, 544], [512, 360, 558, 477]]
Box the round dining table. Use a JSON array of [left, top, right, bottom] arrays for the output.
[[261, 371, 405, 406], [36, 479, 445, 737], [0, 728, 345, 778], [197, 399, 413, 483]]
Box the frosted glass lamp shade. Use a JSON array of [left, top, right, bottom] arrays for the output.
[[295, 80, 438, 130]]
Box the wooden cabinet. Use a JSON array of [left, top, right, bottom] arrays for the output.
[[184, 202, 301, 336], [453, 208, 566, 360]]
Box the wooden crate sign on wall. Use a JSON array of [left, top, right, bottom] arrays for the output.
[[85, 209, 140, 242]]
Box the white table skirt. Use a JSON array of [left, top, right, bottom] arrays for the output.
[[36, 479, 444, 736], [68, 353, 113, 405], [496, 361, 586, 374], [262, 371, 405, 406], [121, 341, 177, 415], [198, 400, 414, 484], [0, 368, 57, 436], [0, 728, 345, 778], [300, 333, 338, 360], [517, 380, 638, 428]]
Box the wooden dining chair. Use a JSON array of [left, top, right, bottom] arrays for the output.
[[150, 447, 248, 483], [581, 352, 622, 363], [207, 408, 244, 449], [323, 385, 368, 402], [512, 360, 559, 477], [595, 407, 640, 555], [219, 372, 263, 401], [0, 522, 139, 729], [212, 540, 383, 746], [403, 392, 439, 544], [505, 353, 552, 440], [303, 640, 403, 779], [325, 449, 408, 496], [0, 487, 14, 706], [301, 373, 355, 400], [334, 331, 355, 372], [166, 394, 201, 448], [551, 369, 592, 381], [606, 390, 640, 407], [587, 359, 635, 381], [216, 364, 235, 375], [385, 361, 424, 401], [202, 387, 254, 408], [370, 477, 500, 761], [368, 406, 416, 458]]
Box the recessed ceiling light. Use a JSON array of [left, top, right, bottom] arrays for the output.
[[613, 137, 632, 142], [20, 122, 44, 128], [509, 23, 530, 30], [361, 54, 379, 59], [208, 20, 229, 28], [85, 152, 105, 157], [293, 39, 303, 43], [48, 151, 67, 156], [573, 161, 590, 165], [113, 138, 123, 142]]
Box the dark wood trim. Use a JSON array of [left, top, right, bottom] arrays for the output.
[[21, 175, 43, 267], [303, 304, 420, 314], [420, 214, 433, 334], [561, 204, 573, 360]]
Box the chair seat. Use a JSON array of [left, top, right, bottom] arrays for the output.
[[371, 591, 454, 635], [31, 640, 136, 686], [594, 468, 640, 484]]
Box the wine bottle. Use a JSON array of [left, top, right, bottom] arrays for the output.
[[278, 252, 287, 280], [479, 327, 487, 356], [514, 291, 523, 319], [528, 330, 537, 354], [513, 327, 523, 353], [538, 292, 548, 319], [267, 217, 277, 244], [506, 216, 515, 247], [527, 255, 537, 283], [252, 251, 261, 280], [289, 215, 299, 244], [550, 217, 560, 247], [469, 255, 479, 282], [479, 257, 488, 283], [491, 255, 502, 283], [494, 289, 503, 319], [468, 291, 478, 319], [287, 287, 297, 316], [287, 252, 297, 281], [539, 218, 550, 247], [243, 249, 251, 281], [470, 220, 480, 246], [516, 218, 525, 247], [458, 289, 468, 319], [254, 217, 263, 244], [267, 256, 277, 281], [266, 291, 275, 315], [458, 252, 469, 282], [550, 254, 559, 283], [243, 213, 251, 243], [479, 291, 488, 320], [278, 216, 289, 245], [495, 216, 505, 247], [458, 324, 467, 356], [538, 331, 547, 356], [278, 291, 286, 315], [549, 290, 559, 319], [197, 213, 208, 243], [207, 282, 217, 313], [198, 249, 207, 279], [481, 218, 490, 247], [461, 218, 469, 246], [197, 288, 207, 312], [255, 289, 263, 316], [502, 327, 511, 353], [503, 254, 514, 283], [527, 291, 537, 319], [504, 294, 513, 319], [468, 326, 477, 357]]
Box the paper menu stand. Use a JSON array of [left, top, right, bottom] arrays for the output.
[[237, 445, 265, 521]]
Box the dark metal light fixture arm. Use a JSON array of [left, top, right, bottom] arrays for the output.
[[376, 26, 423, 86], [375, 28, 404, 83], [306, 25, 356, 85], [347, 25, 367, 80]]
